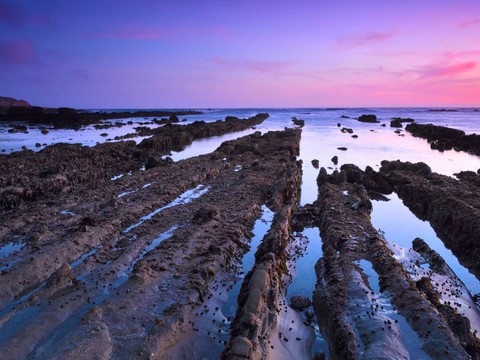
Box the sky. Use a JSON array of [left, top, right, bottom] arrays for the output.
[[0, 0, 479, 108]]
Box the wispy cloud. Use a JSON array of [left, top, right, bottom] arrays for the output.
[[89, 25, 232, 40], [336, 31, 394, 48], [459, 18, 480, 28], [0, 38, 37, 65], [414, 61, 476, 78], [442, 51, 480, 60], [212, 56, 295, 74]]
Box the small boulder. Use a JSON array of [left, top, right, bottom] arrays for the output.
[[311, 159, 319, 169], [292, 117, 305, 126], [390, 119, 403, 128], [357, 114, 378, 123], [46, 263, 74, 289], [331, 155, 338, 165], [290, 295, 311, 310], [337, 147, 347, 151], [168, 115, 179, 123]]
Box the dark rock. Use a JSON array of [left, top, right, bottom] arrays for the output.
[[337, 147, 347, 151], [80, 216, 96, 227], [192, 206, 219, 224], [412, 238, 446, 271], [291, 117, 305, 126], [290, 295, 311, 310], [8, 125, 28, 133], [305, 310, 315, 320], [35, 143, 41, 148], [453, 171, 478, 181], [41, 128, 49, 135], [341, 127, 353, 134], [390, 118, 414, 128], [46, 263, 74, 289], [390, 119, 403, 128], [317, 167, 329, 187], [331, 156, 338, 165], [357, 114, 378, 123], [337, 123, 341, 127], [430, 138, 453, 151], [340, 115, 349, 119], [352, 135, 358, 138], [405, 123, 480, 155], [380, 160, 431, 176], [311, 159, 319, 169], [313, 352, 326, 360], [169, 115, 179, 123], [100, 133, 108, 137]]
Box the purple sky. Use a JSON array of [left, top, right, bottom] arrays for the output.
[[1, 0, 479, 108]]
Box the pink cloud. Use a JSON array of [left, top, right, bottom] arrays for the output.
[[417, 61, 476, 78], [0, 38, 36, 65], [459, 19, 480, 28], [442, 51, 480, 61], [212, 56, 295, 74], [336, 31, 394, 48]]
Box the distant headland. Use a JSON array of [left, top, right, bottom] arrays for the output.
[[0, 96, 202, 129]]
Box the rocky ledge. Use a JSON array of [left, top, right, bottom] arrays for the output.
[[406, 123, 480, 155], [294, 170, 480, 359], [336, 160, 480, 281], [0, 113, 268, 211], [0, 127, 304, 359]]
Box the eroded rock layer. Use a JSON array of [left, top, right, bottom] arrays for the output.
[[295, 171, 478, 359], [0, 127, 300, 359], [406, 122, 480, 155], [0, 113, 268, 211], [338, 160, 480, 281]]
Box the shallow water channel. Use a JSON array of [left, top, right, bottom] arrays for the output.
[[222, 205, 274, 319], [371, 193, 480, 296], [287, 228, 329, 357]]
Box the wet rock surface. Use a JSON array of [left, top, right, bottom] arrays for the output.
[[222, 148, 306, 359], [379, 160, 480, 279], [0, 114, 268, 211], [0, 125, 301, 359], [335, 159, 480, 283], [2, 116, 480, 359], [295, 172, 475, 359], [406, 122, 480, 155]]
